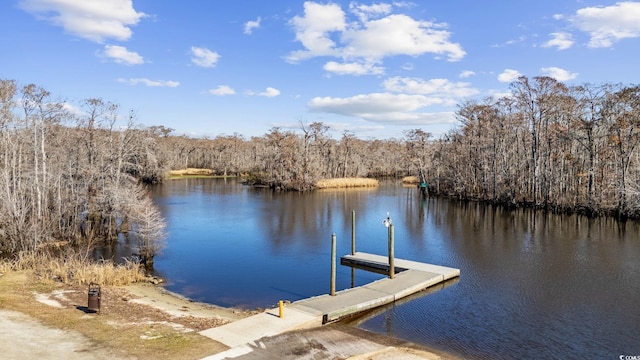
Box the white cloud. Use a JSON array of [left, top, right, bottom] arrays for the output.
[[341, 14, 465, 61], [117, 78, 179, 87], [349, 2, 392, 22], [100, 45, 144, 65], [540, 67, 578, 81], [260, 87, 281, 97], [498, 69, 522, 83], [247, 87, 281, 97], [542, 32, 574, 50], [288, 1, 346, 61], [208, 85, 236, 95], [459, 70, 475, 78], [401, 62, 414, 71], [18, 0, 146, 43], [309, 93, 434, 113], [360, 111, 456, 125], [488, 89, 513, 99], [244, 17, 261, 35], [323, 61, 384, 75], [492, 35, 527, 48], [287, 2, 465, 67], [308, 93, 456, 125], [62, 102, 84, 116], [190, 46, 220, 68], [571, 2, 640, 48], [383, 77, 479, 99]]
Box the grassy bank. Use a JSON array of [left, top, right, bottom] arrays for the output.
[[0, 252, 232, 359], [0, 251, 148, 287], [167, 168, 236, 180], [168, 168, 214, 176], [0, 272, 230, 359], [402, 175, 420, 184], [315, 177, 379, 189]]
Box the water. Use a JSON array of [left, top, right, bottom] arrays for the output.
[[149, 178, 640, 359]]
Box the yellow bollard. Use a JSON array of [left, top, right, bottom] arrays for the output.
[[279, 300, 284, 318]]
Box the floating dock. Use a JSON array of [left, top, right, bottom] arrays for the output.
[[303, 252, 460, 323], [200, 252, 460, 353]]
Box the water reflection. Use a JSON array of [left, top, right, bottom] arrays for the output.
[[359, 199, 640, 359], [150, 178, 640, 359], [342, 277, 460, 327]]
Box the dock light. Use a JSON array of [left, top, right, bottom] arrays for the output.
[[382, 212, 392, 227], [382, 212, 395, 279]]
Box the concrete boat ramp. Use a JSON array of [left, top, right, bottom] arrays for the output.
[[200, 252, 459, 358]]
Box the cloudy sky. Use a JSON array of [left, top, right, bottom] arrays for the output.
[[1, 1, 639, 139]]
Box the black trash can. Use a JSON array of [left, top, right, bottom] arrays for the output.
[[87, 283, 101, 314]]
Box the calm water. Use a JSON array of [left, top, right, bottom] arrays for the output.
[[149, 178, 640, 359]]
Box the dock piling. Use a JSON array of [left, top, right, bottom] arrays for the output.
[[388, 223, 395, 279], [351, 210, 356, 255], [330, 233, 336, 296], [383, 213, 395, 279]]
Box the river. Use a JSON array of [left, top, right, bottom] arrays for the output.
[[146, 178, 639, 359]]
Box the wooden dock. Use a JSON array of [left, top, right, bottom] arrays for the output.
[[200, 252, 460, 350], [297, 252, 460, 323], [341, 252, 460, 281]]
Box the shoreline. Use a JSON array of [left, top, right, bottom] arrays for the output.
[[122, 282, 254, 322], [0, 271, 460, 359], [131, 282, 461, 359]]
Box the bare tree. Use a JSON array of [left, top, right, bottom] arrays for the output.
[[603, 85, 640, 216], [125, 185, 166, 267]]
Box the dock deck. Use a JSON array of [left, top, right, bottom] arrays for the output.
[[199, 252, 460, 353]]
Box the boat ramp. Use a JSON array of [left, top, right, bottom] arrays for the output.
[[200, 251, 460, 354]]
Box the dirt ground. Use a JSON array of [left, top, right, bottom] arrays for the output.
[[0, 271, 457, 360]]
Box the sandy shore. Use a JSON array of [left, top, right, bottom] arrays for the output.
[[0, 272, 459, 359], [119, 282, 460, 359], [122, 282, 251, 322]]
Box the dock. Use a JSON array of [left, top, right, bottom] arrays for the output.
[[199, 252, 459, 355]]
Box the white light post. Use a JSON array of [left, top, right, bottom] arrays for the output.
[[383, 212, 395, 279]]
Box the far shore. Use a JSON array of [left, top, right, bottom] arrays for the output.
[[167, 169, 382, 190], [167, 168, 236, 180]]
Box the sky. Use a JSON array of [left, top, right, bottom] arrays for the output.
[[1, 1, 639, 140]]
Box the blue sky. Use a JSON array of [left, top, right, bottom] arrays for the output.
[[1, 1, 639, 139]]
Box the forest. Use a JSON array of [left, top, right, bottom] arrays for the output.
[[1, 76, 640, 257]]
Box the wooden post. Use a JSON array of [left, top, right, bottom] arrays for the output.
[[330, 233, 336, 296], [388, 224, 395, 279], [351, 210, 356, 255], [351, 267, 355, 289]]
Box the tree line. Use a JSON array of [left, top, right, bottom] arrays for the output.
[[151, 76, 640, 219], [0, 79, 166, 261], [431, 76, 640, 218], [2, 76, 639, 256]]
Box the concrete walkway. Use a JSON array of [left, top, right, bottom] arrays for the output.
[[199, 306, 323, 349], [199, 252, 460, 358]]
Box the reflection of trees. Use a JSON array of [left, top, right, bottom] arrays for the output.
[[255, 187, 380, 250], [402, 185, 429, 246], [433, 198, 639, 316]]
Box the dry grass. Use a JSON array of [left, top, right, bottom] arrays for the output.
[[0, 251, 148, 287], [0, 271, 229, 360], [402, 176, 420, 184], [168, 168, 214, 176], [315, 178, 379, 189], [0, 252, 230, 359]]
